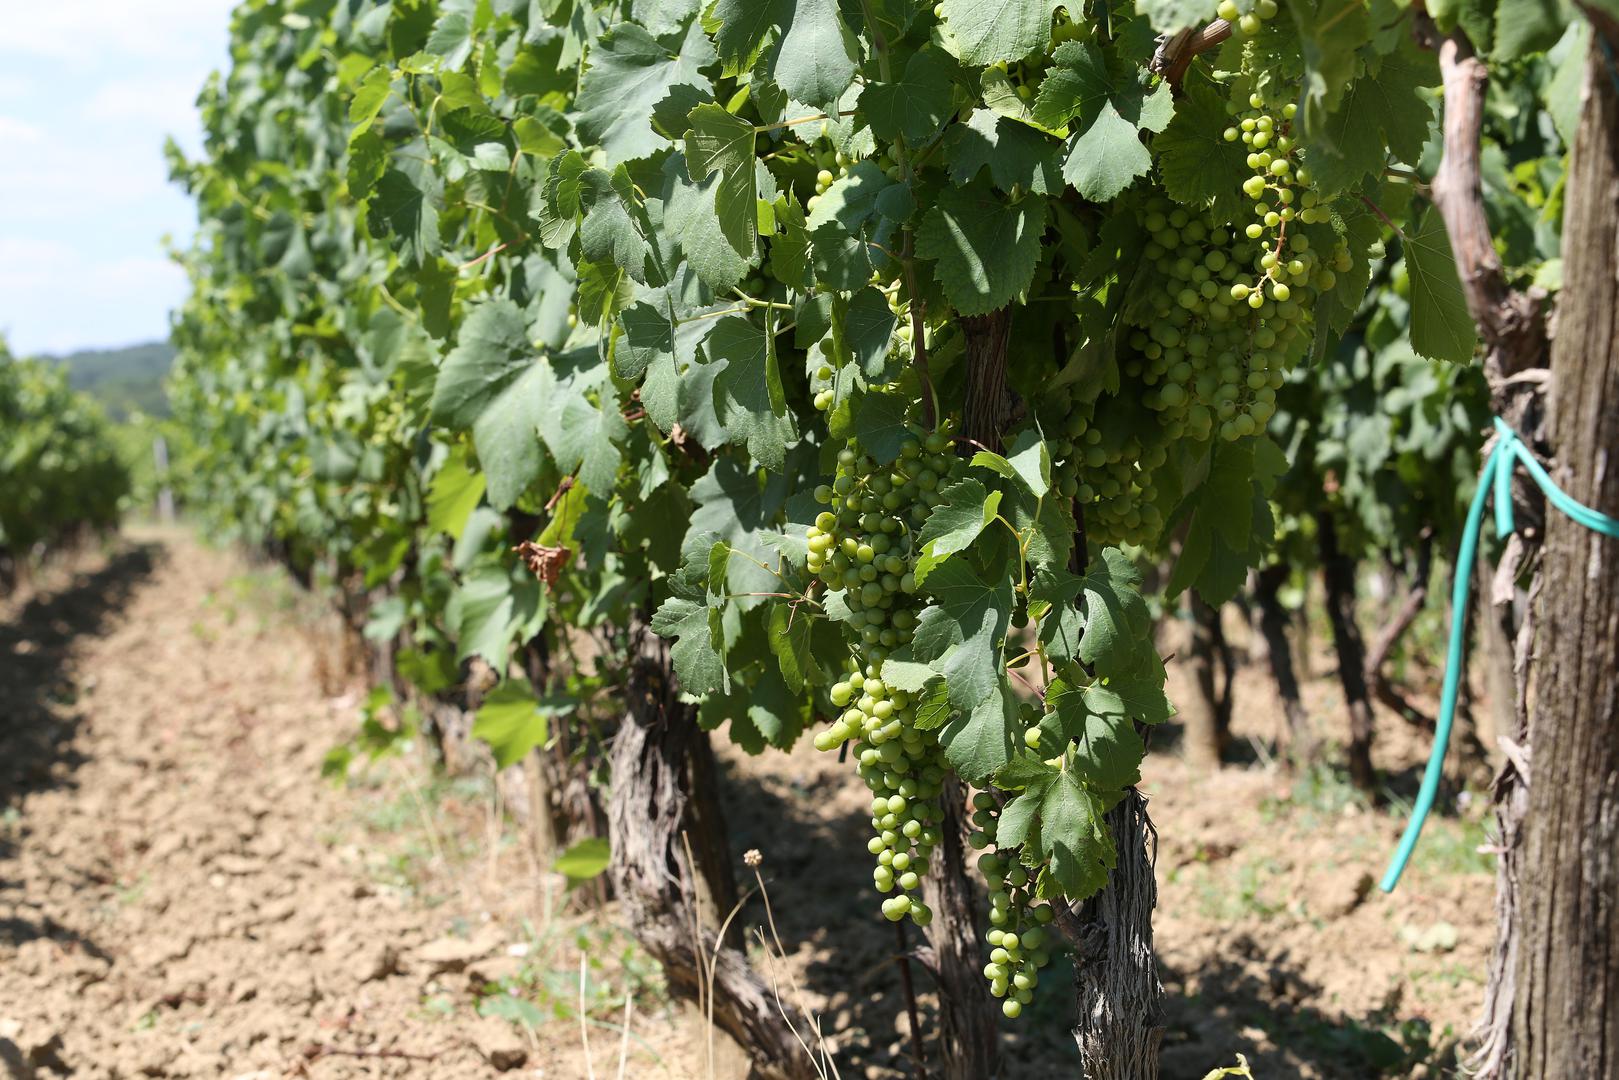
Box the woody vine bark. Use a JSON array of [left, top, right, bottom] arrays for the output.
[[1502, 16, 1619, 1076], [1416, 12, 1619, 1076]]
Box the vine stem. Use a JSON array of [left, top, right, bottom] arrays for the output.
[[1154, 18, 1233, 87], [893, 919, 929, 1080], [752, 110, 858, 134], [459, 240, 512, 271], [1358, 193, 1406, 238]]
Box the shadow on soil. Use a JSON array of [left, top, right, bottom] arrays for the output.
[[1159, 947, 1461, 1079], [0, 541, 161, 957], [712, 754, 1462, 1080], [714, 753, 938, 1078]]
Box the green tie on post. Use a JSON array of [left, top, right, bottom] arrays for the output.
[[1380, 418, 1619, 894]]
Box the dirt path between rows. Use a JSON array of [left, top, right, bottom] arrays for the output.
[[0, 532, 708, 1080]]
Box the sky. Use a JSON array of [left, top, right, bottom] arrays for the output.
[[0, 0, 238, 356]]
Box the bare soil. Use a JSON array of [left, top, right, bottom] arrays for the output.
[[1, 531, 1494, 1080]]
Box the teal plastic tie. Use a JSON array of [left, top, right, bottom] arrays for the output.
[[1380, 418, 1619, 893]]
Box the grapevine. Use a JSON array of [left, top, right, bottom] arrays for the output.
[[0, 345, 130, 564], [163, 0, 1492, 1066]]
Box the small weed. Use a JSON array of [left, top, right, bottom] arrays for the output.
[[1230, 1003, 1458, 1077], [1410, 962, 1484, 990], [116, 874, 151, 906], [420, 994, 456, 1018], [1260, 763, 1370, 826], [469, 921, 666, 1036], [1401, 812, 1493, 881], [1196, 858, 1288, 922]]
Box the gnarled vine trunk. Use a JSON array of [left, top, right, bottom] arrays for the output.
[[1316, 513, 1376, 790], [1255, 564, 1313, 762], [610, 622, 815, 1080], [912, 307, 1014, 1080], [918, 774, 1000, 1080], [1182, 592, 1229, 769], [1498, 23, 1619, 1076], [1071, 790, 1165, 1078]]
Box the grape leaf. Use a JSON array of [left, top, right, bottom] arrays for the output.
[[806, 160, 899, 233], [994, 762, 1115, 897], [447, 562, 543, 666], [770, 0, 860, 108], [1034, 768, 1115, 896], [662, 153, 753, 291], [650, 589, 729, 694], [915, 477, 1002, 583], [617, 300, 676, 381], [1154, 79, 1248, 217], [908, 680, 954, 731], [348, 66, 393, 131], [941, 693, 1018, 783], [705, 0, 858, 107], [915, 180, 1048, 316], [1405, 208, 1478, 364], [473, 679, 575, 768], [861, 49, 956, 144], [911, 560, 1016, 779], [685, 104, 759, 259], [553, 837, 612, 881], [882, 655, 943, 692], [1003, 426, 1052, 498], [938, 0, 1063, 64], [1492, 0, 1573, 59], [430, 300, 553, 510], [1165, 439, 1285, 602], [851, 389, 912, 464], [425, 0, 478, 69], [1288, 0, 1373, 129], [1136, 0, 1219, 32], [369, 166, 442, 268], [945, 109, 1064, 195], [1302, 46, 1439, 198], [704, 314, 797, 470], [543, 375, 627, 496], [427, 444, 486, 538], [837, 287, 899, 379], [1035, 42, 1173, 201], [578, 167, 651, 282], [1044, 676, 1146, 794], [1033, 547, 1154, 671], [577, 22, 713, 165], [769, 603, 820, 693], [683, 456, 791, 610]]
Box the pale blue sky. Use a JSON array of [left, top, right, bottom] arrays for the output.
[[0, 0, 237, 356]]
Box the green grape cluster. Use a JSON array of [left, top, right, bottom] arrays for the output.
[[1046, 400, 1169, 549], [1218, 0, 1279, 36], [967, 792, 1057, 1018], [805, 422, 965, 660], [1061, 74, 1354, 548], [809, 348, 839, 412], [804, 144, 849, 217], [822, 668, 949, 926], [805, 419, 967, 926]]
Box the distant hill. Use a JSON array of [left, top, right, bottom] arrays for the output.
[[46, 341, 175, 420]]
